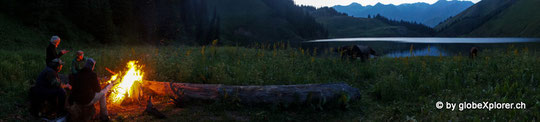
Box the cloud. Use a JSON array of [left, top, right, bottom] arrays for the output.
[[293, 0, 481, 8]]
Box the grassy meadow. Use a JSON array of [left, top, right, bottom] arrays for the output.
[[0, 41, 539, 121]]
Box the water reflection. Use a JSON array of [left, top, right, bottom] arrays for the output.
[[307, 37, 540, 43], [385, 46, 447, 58], [303, 37, 540, 57]]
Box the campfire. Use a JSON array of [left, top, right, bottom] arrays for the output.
[[106, 61, 144, 105], [95, 60, 360, 119]]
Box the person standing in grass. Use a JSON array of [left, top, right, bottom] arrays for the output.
[[46, 36, 69, 66], [30, 58, 72, 117], [71, 50, 87, 75], [70, 58, 113, 121]]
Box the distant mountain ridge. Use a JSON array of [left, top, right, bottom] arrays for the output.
[[333, 0, 474, 27]]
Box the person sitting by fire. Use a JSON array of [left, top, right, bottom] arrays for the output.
[[71, 50, 87, 74], [29, 58, 72, 118], [70, 58, 113, 121], [46, 36, 69, 66]]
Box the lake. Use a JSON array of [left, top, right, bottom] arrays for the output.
[[303, 37, 540, 57]]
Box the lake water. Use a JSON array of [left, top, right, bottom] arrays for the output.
[[303, 37, 540, 57]]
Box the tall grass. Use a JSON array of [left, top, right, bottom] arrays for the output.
[[0, 43, 538, 121]]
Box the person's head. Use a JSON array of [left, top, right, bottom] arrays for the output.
[[50, 58, 64, 72], [50, 36, 61, 48], [76, 50, 84, 61], [85, 58, 96, 71]]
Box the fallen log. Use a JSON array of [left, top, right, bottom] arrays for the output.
[[143, 81, 360, 106], [144, 96, 166, 119]]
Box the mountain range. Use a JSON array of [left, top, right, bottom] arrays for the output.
[[333, 0, 474, 27]]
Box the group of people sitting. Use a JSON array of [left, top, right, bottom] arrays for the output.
[[29, 35, 114, 121]]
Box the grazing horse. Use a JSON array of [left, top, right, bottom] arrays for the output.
[[470, 47, 478, 59], [337, 45, 378, 62]]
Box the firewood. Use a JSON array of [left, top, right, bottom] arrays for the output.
[[169, 82, 188, 107], [144, 96, 166, 119]]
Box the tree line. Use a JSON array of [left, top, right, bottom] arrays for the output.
[[372, 14, 435, 36], [1, 0, 220, 45], [0, 0, 329, 46]]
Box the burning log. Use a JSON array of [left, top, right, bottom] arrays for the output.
[[143, 81, 360, 106]]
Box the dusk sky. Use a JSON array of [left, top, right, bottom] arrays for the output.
[[292, 0, 481, 8]]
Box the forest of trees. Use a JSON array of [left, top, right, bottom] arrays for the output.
[[260, 0, 328, 40], [302, 6, 349, 17], [0, 0, 329, 46], [301, 6, 435, 37], [1, 0, 222, 45], [372, 14, 435, 36]]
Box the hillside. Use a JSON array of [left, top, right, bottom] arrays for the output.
[[207, 0, 328, 44], [333, 0, 474, 27], [0, 0, 328, 46], [466, 0, 540, 37], [434, 0, 540, 37], [304, 7, 434, 38]]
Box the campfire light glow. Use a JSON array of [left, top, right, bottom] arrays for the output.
[[107, 61, 144, 105]]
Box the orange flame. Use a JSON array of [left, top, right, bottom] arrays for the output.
[[107, 61, 144, 105]]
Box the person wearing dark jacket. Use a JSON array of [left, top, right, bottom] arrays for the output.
[[71, 50, 87, 75], [70, 58, 113, 121], [46, 36, 69, 66], [30, 58, 72, 117]]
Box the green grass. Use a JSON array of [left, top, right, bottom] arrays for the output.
[[1, 42, 539, 121]]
